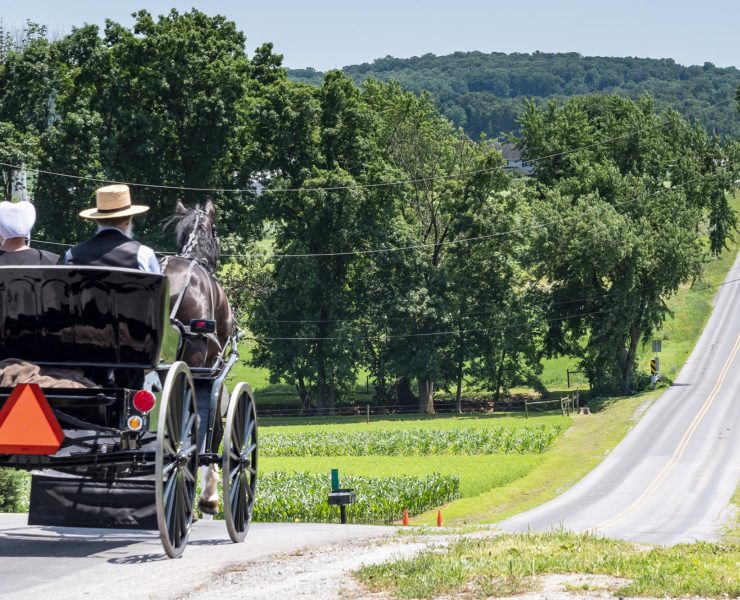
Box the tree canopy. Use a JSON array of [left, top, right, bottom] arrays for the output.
[[289, 51, 740, 140], [1, 13, 738, 410]]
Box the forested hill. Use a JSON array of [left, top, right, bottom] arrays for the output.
[[288, 52, 740, 139]]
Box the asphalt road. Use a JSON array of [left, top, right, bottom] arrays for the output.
[[501, 252, 740, 545], [0, 515, 392, 600]]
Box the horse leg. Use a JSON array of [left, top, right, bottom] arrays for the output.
[[197, 464, 220, 515]]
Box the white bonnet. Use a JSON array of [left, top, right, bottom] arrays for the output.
[[0, 200, 36, 240]]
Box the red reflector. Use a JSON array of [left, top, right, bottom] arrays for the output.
[[133, 390, 156, 414], [0, 384, 64, 455]]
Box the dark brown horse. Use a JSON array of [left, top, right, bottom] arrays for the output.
[[161, 198, 233, 514], [161, 199, 233, 368]]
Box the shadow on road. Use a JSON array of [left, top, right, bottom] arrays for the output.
[[0, 533, 142, 558], [107, 553, 168, 564]]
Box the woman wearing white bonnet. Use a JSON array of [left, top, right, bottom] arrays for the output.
[[0, 200, 59, 265]]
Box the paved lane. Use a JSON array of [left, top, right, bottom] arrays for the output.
[[0, 515, 392, 600], [501, 252, 740, 544]]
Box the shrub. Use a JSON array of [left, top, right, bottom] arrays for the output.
[[0, 469, 31, 512]]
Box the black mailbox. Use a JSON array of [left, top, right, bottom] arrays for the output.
[[328, 488, 356, 524]]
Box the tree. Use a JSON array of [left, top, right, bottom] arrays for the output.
[[363, 80, 514, 413], [249, 73, 398, 412], [518, 95, 738, 393]]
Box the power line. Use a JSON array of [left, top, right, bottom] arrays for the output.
[[1, 96, 733, 195], [30, 174, 722, 260], [246, 275, 740, 326], [243, 276, 740, 341], [195, 174, 710, 258]]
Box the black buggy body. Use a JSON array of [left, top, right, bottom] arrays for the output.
[[0, 266, 258, 557]]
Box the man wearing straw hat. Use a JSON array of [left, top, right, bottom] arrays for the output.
[[65, 184, 160, 273]]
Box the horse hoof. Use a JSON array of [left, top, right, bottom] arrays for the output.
[[198, 497, 220, 515]]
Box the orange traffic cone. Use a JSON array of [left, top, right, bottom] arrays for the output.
[[437, 509, 443, 527], [402, 509, 409, 526]]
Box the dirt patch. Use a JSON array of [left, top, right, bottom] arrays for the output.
[[173, 532, 720, 600], [175, 535, 425, 600]]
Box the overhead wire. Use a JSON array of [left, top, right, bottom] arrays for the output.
[[244, 276, 740, 326], [29, 173, 716, 259], [242, 276, 740, 341]]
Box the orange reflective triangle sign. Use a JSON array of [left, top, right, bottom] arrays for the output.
[[0, 384, 64, 454]]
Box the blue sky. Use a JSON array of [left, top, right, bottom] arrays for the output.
[[1, 1, 738, 70]]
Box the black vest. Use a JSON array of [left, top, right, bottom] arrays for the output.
[[68, 229, 141, 270], [0, 248, 60, 266]]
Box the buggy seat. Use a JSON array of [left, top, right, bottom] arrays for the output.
[[0, 266, 177, 368]]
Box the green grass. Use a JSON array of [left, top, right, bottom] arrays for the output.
[[357, 530, 739, 599]]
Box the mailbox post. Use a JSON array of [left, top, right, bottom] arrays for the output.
[[328, 468, 356, 524]]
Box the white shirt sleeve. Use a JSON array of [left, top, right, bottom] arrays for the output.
[[137, 245, 161, 274], [64, 248, 72, 264]]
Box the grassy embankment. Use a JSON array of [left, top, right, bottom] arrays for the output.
[[357, 530, 739, 598]]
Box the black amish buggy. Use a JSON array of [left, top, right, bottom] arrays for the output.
[[0, 266, 258, 558]]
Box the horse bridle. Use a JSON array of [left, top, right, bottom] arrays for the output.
[[181, 206, 218, 260]]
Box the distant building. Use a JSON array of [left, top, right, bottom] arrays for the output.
[[496, 143, 534, 175]]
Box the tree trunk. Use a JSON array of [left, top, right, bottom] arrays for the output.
[[455, 335, 464, 414], [297, 376, 309, 415], [455, 366, 463, 415], [620, 323, 641, 395], [418, 379, 435, 414], [494, 348, 507, 406]]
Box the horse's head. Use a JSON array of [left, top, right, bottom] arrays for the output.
[[173, 198, 220, 272]]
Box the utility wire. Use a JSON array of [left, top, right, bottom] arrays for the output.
[[1, 96, 733, 195], [242, 276, 740, 341], [33, 172, 708, 258], [245, 276, 740, 326]]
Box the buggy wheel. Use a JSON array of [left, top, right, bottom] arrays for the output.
[[155, 361, 198, 558], [223, 382, 258, 542]]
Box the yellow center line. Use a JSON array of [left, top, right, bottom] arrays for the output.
[[591, 332, 740, 533]]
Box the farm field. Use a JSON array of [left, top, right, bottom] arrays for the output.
[[255, 413, 567, 523]]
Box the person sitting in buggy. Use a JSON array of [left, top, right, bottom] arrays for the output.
[[0, 199, 59, 265], [65, 184, 160, 389], [64, 184, 160, 273]]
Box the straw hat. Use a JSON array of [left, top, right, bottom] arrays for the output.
[[0, 200, 36, 240], [79, 184, 150, 220]]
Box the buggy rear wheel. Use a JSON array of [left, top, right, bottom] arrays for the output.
[[155, 361, 199, 558], [222, 382, 258, 542]]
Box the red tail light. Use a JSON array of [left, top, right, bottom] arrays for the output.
[[133, 390, 156, 414]]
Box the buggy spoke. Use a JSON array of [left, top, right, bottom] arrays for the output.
[[243, 418, 255, 445], [163, 436, 177, 457], [182, 465, 196, 484], [180, 411, 196, 445]]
